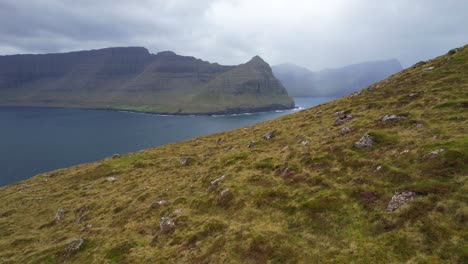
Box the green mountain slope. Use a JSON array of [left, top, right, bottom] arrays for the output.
[[0, 48, 294, 114], [0, 45, 467, 263]]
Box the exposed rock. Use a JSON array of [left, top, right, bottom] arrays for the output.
[[400, 149, 410, 155], [112, 154, 120, 159], [263, 130, 276, 140], [353, 133, 375, 149], [381, 114, 401, 122], [414, 123, 423, 128], [247, 141, 255, 148], [422, 66, 435, 72], [387, 191, 422, 212], [210, 174, 227, 188], [179, 156, 188, 166], [218, 188, 234, 206], [106, 176, 117, 182], [300, 139, 309, 146], [171, 209, 183, 216], [423, 148, 445, 158], [55, 208, 64, 221], [15, 184, 28, 191], [349, 91, 360, 97], [341, 126, 352, 136], [281, 146, 290, 152], [409, 93, 418, 97], [375, 165, 382, 172], [333, 110, 345, 116], [151, 200, 168, 208], [316, 110, 322, 114], [159, 216, 175, 233], [80, 224, 93, 232], [447, 48, 459, 55], [215, 138, 224, 144], [60, 238, 84, 257], [336, 114, 353, 126]]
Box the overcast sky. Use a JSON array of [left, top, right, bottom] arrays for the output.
[[0, 0, 467, 70]]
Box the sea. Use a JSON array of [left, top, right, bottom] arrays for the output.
[[0, 97, 334, 186]]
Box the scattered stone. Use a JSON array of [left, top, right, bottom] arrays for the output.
[[447, 48, 459, 55], [106, 176, 117, 182], [368, 84, 380, 92], [400, 149, 410, 155], [316, 110, 322, 114], [151, 200, 168, 208], [415, 123, 423, 128], [55, 208, 64, 221], [80, 224, 92, 232], [409, 93, 418, 97], [340, 126, 352, 136], [387, 191, 422, 212], [179, 156, 188, 166], [171, 209, 183, 216], [210, 174, 227, 188], [215, 138, 224, 144], [422, 66, 435, 72], [218, 188, 234, 206], [60, 238, 84, 257], [381, 114, 401, 122], [159, 216, 175, 233], [112, 154, 120, 159], [375, 165, 382, 172], [300, 139, 309, 146], [247, 141, 255, 148], [333, 110, 345, 116], [263, 130, 276, 140], [281, 146, 289, 152], [349, 91, 360, 97], [15, 184, 28, 191], [423, 148, 445, 158], [333, 114, 353, 126], [353, 133, 375, 149]]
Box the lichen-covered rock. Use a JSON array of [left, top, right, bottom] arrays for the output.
[[423, 148, 444, 158], [381, 114, 401, 122], [263, 130, 276, 140], [210, 174, 227, 188], [333, 114, 353, 126], [340, 126, 352, 136], [15, 184, 28, 191], [300, 139, 309, 146], [218, 188, 234, 206], [151, 200, 168, 208], [59, 238, 84, 257], [159, 216, 175, 233], [55, 208, 64, 221], [247, 141, 255, 148], [353, 133, 375, 149], [179, 156, 188, 166], [106, 176, 117, 182], [387, 191, 422, 212]]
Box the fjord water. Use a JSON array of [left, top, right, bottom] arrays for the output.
[[0, 97, 333, 186]]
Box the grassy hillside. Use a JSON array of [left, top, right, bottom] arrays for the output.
[[0, 45, 467, 263]]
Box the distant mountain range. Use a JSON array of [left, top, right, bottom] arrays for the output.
[[0, 47, 294, 114], [272, 59, 403, 97]]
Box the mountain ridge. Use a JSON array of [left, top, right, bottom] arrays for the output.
[[0, 47, 294, 114], [273, 59, 403, 97]]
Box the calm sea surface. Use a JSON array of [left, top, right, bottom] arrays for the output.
[[0, 97, 334, 186]]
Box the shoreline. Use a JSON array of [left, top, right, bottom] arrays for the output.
[[0, 103, 298, 116]]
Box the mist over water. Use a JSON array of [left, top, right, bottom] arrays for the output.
[[0, 97, 333, 186]]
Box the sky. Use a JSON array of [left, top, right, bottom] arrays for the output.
[[0, 0, 467, 70]]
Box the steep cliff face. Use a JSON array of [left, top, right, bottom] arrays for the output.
[[0, 48, 294, 114], [273, 59, 403, 97]]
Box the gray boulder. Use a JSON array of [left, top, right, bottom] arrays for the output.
[[333, 114, 353, 126], [159, 216, 175, 233], [55, 208, 64, 221], [387, 191, 422, 212], [353, 133, 375, 149], [60, 238, 84, 257], [381, 114, 401, 122], [263, 130, 276, 140]]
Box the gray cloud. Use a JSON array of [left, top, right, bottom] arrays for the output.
[[0, 0, 467, 69]]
